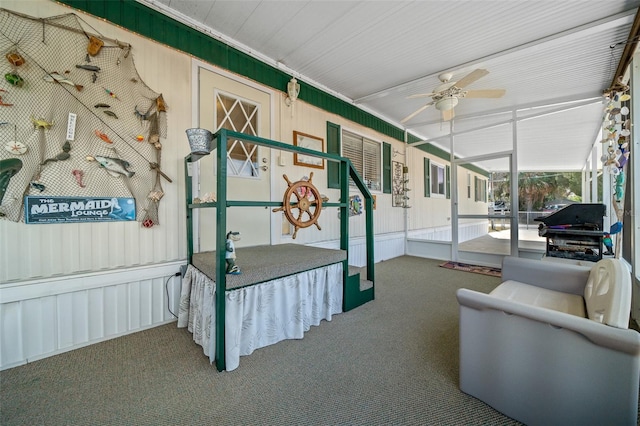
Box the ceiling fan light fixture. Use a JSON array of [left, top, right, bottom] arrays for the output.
[[435, 97, 458, 111]]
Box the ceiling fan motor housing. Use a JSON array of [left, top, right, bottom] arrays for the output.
[[435, 96, 458, 111]]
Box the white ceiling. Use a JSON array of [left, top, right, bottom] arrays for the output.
[[140, 0, 639, 172]]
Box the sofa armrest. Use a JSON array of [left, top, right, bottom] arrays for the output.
[[501, 256, 591, 295], [457, 288, 640, 355]]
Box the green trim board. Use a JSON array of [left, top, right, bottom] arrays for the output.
[[424, 158, 430, 197], [382, 142, 392, 194], [56, 0, 488, 177], [326, 122, 341, 189]]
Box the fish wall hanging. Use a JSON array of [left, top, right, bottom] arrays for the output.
[[75, 64, 100, 72], [89, 155, 135, 178], [0, 9, 169, 224]]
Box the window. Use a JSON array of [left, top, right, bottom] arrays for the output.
[[215, 92, 259, 177], [430, 162, 446, 197], [475, 176, 487, 202], [424, 158, 449, 198], [342, 130, 381, 191]]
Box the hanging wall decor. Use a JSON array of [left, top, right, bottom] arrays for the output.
[[600, 85, 632, 257], [0, 8, 169, 225], [392, 161, 409, 207]]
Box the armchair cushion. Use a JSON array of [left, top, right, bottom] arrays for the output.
[[490, 279, 585, 317]]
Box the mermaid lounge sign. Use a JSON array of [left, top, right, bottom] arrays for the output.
[[25, 196, 136, 223]]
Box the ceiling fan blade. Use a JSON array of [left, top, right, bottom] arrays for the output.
[[464, 89, 506, 98], [401, 102, 434, 124], [407, 92, 437, 99], [454, 68, 489, 88], [442, 108, 455, 121]]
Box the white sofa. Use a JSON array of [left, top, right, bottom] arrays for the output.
[[456, 256, 640, 426]]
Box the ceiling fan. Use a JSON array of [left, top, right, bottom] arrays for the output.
[[401, 69, 505, 124]]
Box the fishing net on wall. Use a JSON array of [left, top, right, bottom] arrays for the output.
[[0, 8, 168, 225]]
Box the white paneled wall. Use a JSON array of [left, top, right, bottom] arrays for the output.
[[0, 261, 183, 370], [408, 221, 487, 243], [308, 232, 406, 267]]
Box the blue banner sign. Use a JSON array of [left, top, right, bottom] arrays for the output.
[[25, 196, 136, 224]]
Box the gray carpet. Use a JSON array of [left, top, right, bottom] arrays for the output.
[[1, 256, 523, 425]]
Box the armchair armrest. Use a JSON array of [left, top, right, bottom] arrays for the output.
[[501, 256, 590, 295], [457, 288, 640, 355]]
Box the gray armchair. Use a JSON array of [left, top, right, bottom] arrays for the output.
[[456, 256, 640, 426]]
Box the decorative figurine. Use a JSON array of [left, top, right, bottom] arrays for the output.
[[603, 233, 614, 256], [225, 231, 241, 275]]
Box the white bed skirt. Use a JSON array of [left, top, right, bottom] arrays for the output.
[[178, 263, 343, 371]]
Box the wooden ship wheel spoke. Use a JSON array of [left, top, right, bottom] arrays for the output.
[[273, 172, 322, 239]]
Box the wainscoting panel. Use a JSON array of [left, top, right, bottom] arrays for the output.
[[308, 232, 406, 267], [0, 261, 184, 371]]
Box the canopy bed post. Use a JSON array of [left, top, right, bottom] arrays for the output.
[[214, 130, 228, 372], [340, 160, 350, 310]]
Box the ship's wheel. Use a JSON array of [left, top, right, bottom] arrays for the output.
[[273, 172, 322, 239]]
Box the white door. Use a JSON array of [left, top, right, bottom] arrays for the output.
[[197, 67, 272, 250]]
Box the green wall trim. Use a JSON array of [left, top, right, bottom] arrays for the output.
[[56, 0, 488, 176]]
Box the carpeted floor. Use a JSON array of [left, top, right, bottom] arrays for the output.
[[1, 256, 526, 425]]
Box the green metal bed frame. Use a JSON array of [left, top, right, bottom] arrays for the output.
[[184, 128, 375, 371]]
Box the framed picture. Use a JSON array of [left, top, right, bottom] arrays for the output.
[[293, 131, 324, 169]]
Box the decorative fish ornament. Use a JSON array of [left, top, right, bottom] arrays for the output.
[[94, 155, 135, 178], [103, 110, 118, 119], [30, 181, 45, 192], [94, 103, 110, 108], [75, 64, 101, 72], [43, 72, 83, 91]]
